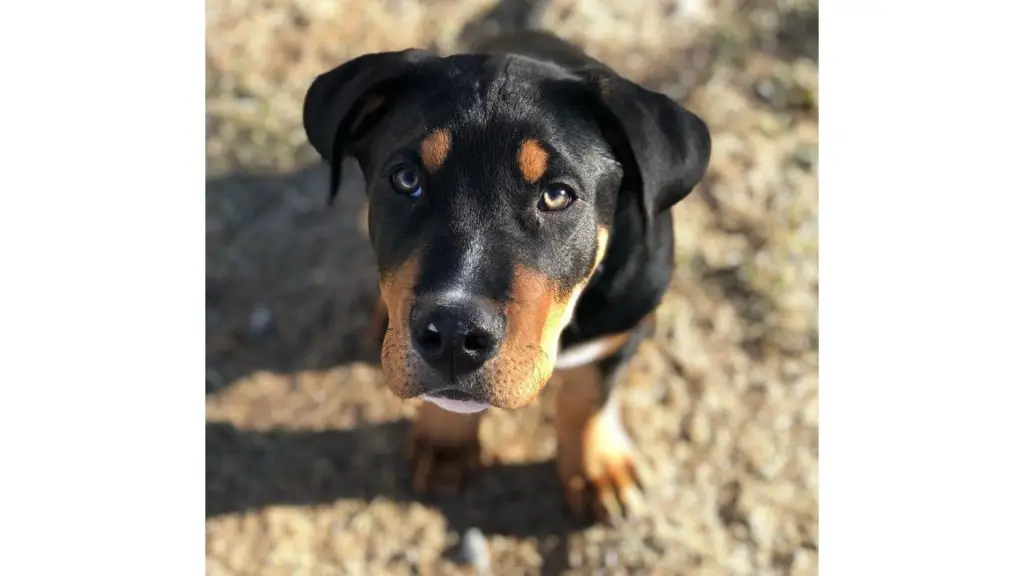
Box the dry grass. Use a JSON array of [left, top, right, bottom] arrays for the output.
[[206, 0, 819, 573]]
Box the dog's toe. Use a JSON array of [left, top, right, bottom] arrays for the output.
[[557, 403, 648, 523]]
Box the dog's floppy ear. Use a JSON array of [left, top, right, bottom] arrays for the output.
[[579, 68, 712, 220], [302, 49, 436, 204]]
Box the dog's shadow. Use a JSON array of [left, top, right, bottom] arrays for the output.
[[206, 420, 579, 539], [206, 160, 584, 571]]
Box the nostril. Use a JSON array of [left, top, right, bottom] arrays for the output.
[[419, 322, 443, 351], [463, 331, 491, 354]]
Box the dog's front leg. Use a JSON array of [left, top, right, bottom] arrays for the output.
[[554, 323, 652, 523], [405, 401, 485, 495]]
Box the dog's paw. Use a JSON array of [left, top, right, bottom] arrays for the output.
[[404, 402, 485, 495], [556, 404, 647, 523]]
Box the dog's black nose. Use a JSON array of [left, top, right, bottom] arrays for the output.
[[410, 295, 504, 377]]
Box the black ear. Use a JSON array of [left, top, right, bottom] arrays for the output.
[[302, 49, 437, 204], [579, 68, 712, 219]]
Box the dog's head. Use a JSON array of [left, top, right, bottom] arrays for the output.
[[303, 49, 710, 412]]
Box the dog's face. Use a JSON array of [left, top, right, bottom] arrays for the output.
[[304, 50, 711, 412]]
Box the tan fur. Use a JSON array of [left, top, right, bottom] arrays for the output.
[[370, 293, 388, 350], [420, 128, 452, 173], [516, 138, 549, 183], [555, 364, 644, 521], [485, 226, 610, 409], [405, 401, 485, 494], [379, 256, 421, 398]]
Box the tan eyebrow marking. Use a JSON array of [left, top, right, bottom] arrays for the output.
[[517, 138, 549, 184], [420, 128, 452, 173]]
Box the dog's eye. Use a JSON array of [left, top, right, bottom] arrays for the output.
[[539, 184, 575, 212], [390, 166, 422, 198]]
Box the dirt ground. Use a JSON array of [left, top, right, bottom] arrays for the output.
[[206, 0, 819, 574]]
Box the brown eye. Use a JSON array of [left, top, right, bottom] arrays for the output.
[[540, 184, 575, 211], [390, 166, 422, 198]]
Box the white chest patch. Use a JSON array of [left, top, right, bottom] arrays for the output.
[[554, 333, 628, 371]]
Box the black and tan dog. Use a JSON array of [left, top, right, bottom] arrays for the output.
[[302, 31, 711, 522]]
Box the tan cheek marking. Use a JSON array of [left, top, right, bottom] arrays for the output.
[[517, 138, 549, 184], [379, 255, 421, 398], [420, 129, 452, 173], [489, 267, 565, 409], [370, 293, 388, 350], [487, 227, 610, 409]]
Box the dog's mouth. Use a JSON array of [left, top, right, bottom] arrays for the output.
[[436, 388, 477, 402], [419, 388, 491, 414]]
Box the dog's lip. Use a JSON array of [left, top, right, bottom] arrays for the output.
[[419, 392, 491, 414], [434, 388, 478, 402]]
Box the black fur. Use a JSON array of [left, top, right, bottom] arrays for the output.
[[302, 30, 711, 391]]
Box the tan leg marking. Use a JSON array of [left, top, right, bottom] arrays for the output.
[[555, 363, 646, 523], [405, 401, 485, 495]]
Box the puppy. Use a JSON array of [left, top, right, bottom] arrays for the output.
[[303, 30, 711, 522]]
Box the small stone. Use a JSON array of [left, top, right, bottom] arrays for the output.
[[248, 306, 273, 335], [459, 527, 491, 573], [753, 78, 776, 103]]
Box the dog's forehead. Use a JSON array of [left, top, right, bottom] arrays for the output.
[[379, 61, 611, 180], [394, 54, 582, 126], [435, 53, 577, 93]]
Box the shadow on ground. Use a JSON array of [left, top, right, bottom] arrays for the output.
[[206, 420, 583, 538], [206, 161, 381, 395]]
